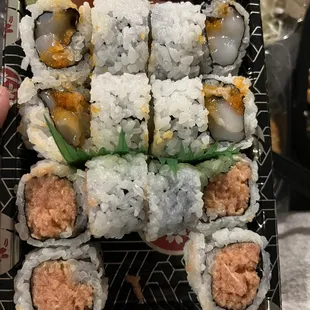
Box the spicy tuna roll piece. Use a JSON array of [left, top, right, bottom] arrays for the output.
[[149, 2, 207, 80], [201, 0, 250, 76], [184, 228, 271, 310], [144, 160, 203, 241], [18, 78, 91, 163], [82, 154, 148, 239], [90, 73, 151, 152], [196, 154, 259, 236], [151, 76, 210, 157], [203, 75, 257, 149], [20, 0, 92, 85], [16, 160, 90, 247], [14, 245, 108, 310], [92, 0, 150, 75]]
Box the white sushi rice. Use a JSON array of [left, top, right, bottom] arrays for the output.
[[202, 0, 250, 76], [203, 74, 257, 150], [91, 0, 150, 75], [19, 103, 64, 162], [20, 0, 92, 86], [144, 161, 203, 242], [90, 73, 151, 152], [15, 160, 90, 248], [151, 76, 210, 157], [18, 78, 90, 163], [14, 245, 108, 310], [184, 228, 271, 310], [196, 154, 259, 236], [85, 154, 148, 239], [149, 2, 207, 80]]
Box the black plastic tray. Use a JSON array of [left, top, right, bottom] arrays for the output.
[[0, 0, 281, 309]]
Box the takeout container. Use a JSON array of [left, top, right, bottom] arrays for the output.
[[0, 0, 281, 308]]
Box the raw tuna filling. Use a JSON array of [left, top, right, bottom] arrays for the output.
[[203, 161, 251, 218], [211, 243, 261, 310], [25, 175, 77, 239], [31, 261, 93, 310]]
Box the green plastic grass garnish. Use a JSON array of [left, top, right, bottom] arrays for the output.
[[46, 116, 240, 172], [45, 116, 92, 165], [157, 143, 239, 173], [46, 116, 145, 165], [177, 143, 240, 164]]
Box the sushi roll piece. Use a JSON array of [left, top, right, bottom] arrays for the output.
[[91, 0, 150, 75], [20, 0, 92, 85], [203, 75, 257, 149], [148, 2, 207, 80], [82, 154, 148, 239], [90, 73, 151, 152], [144, 160, 203, 241], [202, 0, 250, 76], [196, 154, 259, 236], [184, 228, 271, 310], [16, 160, 90, 247], [151, 76, 210, 157], [18, 78, 91, 163], [14, 244, 108, 310]]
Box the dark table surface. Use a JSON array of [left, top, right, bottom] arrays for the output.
[[0, 0, 5, 79]]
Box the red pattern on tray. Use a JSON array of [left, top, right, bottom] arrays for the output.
[[0, 239, 9, 261]]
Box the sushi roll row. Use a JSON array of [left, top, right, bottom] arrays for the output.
[[13, 229, 270, 310], [14, 229, 270, 310], [18, 73, 257, 162], [146, 153, 259, 241], [19, 0, 250, 85], [18, 0, 255, 163], [149, 0, 250, 79], [151, 74, 256, 157], [15, 153, 258, 246]]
